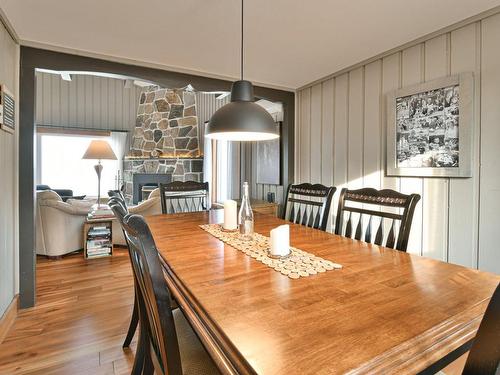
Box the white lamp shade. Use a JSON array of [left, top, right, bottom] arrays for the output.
[[82, 140, 117, 160]]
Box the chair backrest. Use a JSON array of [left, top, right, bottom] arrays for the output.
[[282, 183, 336, 231], [462, 283, 500, 375], [109, 197, 129, 224], [159, 181, 209, 214], [334, 188, 420, 251], [108, 189, 126, 204], [121, 214, 182, 375]]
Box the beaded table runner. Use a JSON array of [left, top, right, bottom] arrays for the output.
[[199, 224, 342, 279]]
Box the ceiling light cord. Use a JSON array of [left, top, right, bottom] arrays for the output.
[[241, 0, 244, 81]]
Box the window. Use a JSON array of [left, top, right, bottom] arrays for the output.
[[39, 134, 121, 196], [215, 140, 240, 203], [216, 140, 230, 202]]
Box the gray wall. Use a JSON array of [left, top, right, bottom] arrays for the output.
[[35, 72, 142, 131], [296, 13, 500, 274], [0, 21, 19, 317]]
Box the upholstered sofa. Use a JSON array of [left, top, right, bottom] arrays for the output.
[[36, 189, 161, 257]]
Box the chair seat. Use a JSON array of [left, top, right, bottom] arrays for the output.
[[174, 309, 220, 375]]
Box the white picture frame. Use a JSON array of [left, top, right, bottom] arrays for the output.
[[386, 72, 473, 178]]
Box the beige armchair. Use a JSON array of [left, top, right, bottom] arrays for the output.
[[36, 190, 90, 257], [113, 188, 162, 246], [36, 189, 162, 256]]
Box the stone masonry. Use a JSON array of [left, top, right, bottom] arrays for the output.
[[129, 86, 200, 158]]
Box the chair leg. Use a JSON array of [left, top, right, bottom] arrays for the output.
[[130, 322, 146, 375], [142, 346, 155, 375], [123, 292, 139, 348]]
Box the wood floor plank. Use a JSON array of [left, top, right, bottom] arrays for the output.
[[0, 249, 136, 375]]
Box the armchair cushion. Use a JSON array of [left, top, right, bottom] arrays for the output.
[[36, 190, 90, 257]]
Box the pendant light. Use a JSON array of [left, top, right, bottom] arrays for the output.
[[206, 0, 279, 141]]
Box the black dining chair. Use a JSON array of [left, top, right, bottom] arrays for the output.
[[108, 189, 126, 203], [334, 187, 421, 252], [461, 282, 500, 375], [282, 183, 336, 231], [108, 198, 146, 375], [159, 181, 209, 214], [120, 213, 219, 375], [107, 193, 139, 351]]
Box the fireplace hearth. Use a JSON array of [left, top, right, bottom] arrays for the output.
[[123, 157, 203, 203], [132, 173, 172, 204]]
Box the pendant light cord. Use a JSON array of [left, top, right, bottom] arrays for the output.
[[241, 0, 244, 81]]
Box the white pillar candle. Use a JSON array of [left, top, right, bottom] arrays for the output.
[[223, 200, 238, 230], [270, 224, 290, 257]]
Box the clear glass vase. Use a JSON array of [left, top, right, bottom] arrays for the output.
[[238, 182, 254, 240]]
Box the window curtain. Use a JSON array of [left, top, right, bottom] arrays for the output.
[[203, 123, 214, 208], [109, 131, 128, 190]]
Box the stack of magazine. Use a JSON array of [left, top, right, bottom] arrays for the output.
[[87, 204, 114, 220], [86, 225, 112, 258]]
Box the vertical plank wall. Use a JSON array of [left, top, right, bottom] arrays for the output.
[[296, 14, 500, 273], [0, 22, 19, 317], [35, 72, 142, 131]]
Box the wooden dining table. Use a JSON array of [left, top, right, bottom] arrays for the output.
[[146, 210, 499, 375]]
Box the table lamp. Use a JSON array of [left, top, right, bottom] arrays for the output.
[[82, 140, 117, 208]]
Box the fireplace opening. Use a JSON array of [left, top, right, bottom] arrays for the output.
[[132, 173, 172, 204]]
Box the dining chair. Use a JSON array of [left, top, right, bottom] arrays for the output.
[[108, 198, 145, 375], [282, 183, 336, 231], [334, 187, 421, 252], [159, 181, 209, 214], [461, 282, 500, 375], [107, 194, 138, 351], [120, 213, 220, 375], [108, 189, 126, 203]]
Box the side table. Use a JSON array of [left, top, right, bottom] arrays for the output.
[[83, 217, 114, 259]]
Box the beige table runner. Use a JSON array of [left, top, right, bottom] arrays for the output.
[[199, 224, 342, 279]]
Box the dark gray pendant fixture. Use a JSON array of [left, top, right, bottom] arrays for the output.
[[206, 0, 278, 141]]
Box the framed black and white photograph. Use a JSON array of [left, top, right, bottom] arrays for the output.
[[386, 73, 473, 177]]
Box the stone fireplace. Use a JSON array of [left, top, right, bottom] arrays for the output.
[[123, 86, 204, 203], [123, 158, 203, 203]]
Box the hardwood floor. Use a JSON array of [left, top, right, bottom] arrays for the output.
[[0, 249, 137, 374]]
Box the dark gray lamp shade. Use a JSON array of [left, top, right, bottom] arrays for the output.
[[206, 80, 279, 141]]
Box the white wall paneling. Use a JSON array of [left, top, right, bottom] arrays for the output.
[[332, 74, 349, 228], [0, 20, 19, 317], [299, 88, 311, 183], [479, 14, 500, 273], [448, 23, 480, 268], [422, 35, 449, 261], [399, 45, 424, 256], [35, 72, 142, 131], [296, 14, 500, 273], [321, 78, 334, 228]]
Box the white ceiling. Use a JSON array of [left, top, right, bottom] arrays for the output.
[[1, 0, 500, 89]]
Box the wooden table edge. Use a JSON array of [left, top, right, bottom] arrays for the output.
[[346, 298, 489, 374], [159, 256, 256, 375]]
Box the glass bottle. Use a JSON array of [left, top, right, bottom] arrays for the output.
[[239, 182, 254, 240]]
